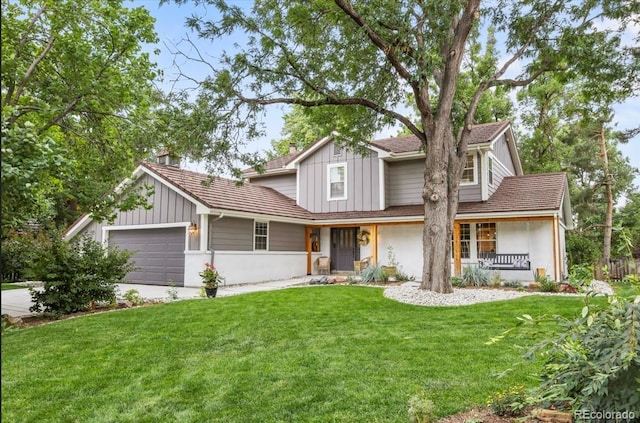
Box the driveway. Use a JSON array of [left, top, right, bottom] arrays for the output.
[[1, 278, 310, 317]]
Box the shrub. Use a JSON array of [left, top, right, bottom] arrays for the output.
[[29, 234, 134, 316], [0, 229, 44, 282], [490, 271, 502, 287], [526, 295, 640, 413], [537, 277, 559, 292], [451, 276, 464, 287], [123, 289, 144, 306], [360, 265, 387, 283], [461, 266, 490, 287], [407, 391, 436, 423], [502, 280, 522, 288], [567, 264, 593, 291], [488, 385, 527, 417]]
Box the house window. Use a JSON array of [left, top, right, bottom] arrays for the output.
[[461, 154, 476, 184], [328, 163, 347, 200], [254, 221, 268, 250], [333, 143, 343, 156], [476, 223, 496, 257], [488, 157, 494, 186], [451, 223, 471, 259]]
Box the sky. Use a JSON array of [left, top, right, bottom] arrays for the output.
[[134, 0, 639, 188]]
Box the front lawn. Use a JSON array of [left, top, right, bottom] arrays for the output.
[[1, 286, 586, 422]]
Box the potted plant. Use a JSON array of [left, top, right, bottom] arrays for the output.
[[200, 262, 223, 298], [382, 246, 398, 281]]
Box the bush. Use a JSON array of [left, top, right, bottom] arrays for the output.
[[451, 276, 464, 287], [407, 391, 436, 423], [537, 277, 559, 292], [461, 266, 490, 287], [502, 280, 522, 288], [360, 265, 387, 283], [0, 229, 44, 282], [567, 264, 593, 291], [488, 385, 527, 417], [123, 289, 144, 306], [526, 295, 640, 413], [29, 234, 134, 316]]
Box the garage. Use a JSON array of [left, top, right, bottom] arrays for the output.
[[109, 227, 185, 286]]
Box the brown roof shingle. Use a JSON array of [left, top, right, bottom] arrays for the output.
[[143, 162, 312, 220], [146, 162, 566, 221], [371, 121, 510, 153]]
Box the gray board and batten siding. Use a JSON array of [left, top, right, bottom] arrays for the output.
[[77, 173, 199, 249], [209, 216, 306, 252], [250, 173, 297, 200], [492, 134, 516, 175], [386, 154, 483, 206], [298, 141, 381, 213]]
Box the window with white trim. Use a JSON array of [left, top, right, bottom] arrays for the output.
[[461, 154, 476, 184], [451, 223, 471, 259], [328, 163, 347, 200], [254, 221, 268, 250], [476, 223, 496, 257]]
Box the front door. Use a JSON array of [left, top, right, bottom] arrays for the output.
[[330, 228, 360, 271]]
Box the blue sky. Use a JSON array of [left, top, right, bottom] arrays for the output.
[[136, 0, 639, 188]]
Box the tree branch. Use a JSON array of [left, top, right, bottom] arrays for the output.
[[236, 92, 422, 136], [9, 35, 55, 109]]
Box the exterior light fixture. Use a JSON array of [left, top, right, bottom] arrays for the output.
[[188, 221, 198, 236]]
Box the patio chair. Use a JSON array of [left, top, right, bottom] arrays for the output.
[[315, 256, 331, 275], [353, 256, 371, 275]]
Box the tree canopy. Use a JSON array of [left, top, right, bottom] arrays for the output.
[[1, 0, 163, 231]]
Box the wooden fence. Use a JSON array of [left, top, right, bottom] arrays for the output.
[[595, 258, 640, 281]]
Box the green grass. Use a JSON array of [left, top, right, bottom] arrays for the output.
[[610, 280, 640, 298], [1, 283, 27, 291], [2, 286, 586, 422]]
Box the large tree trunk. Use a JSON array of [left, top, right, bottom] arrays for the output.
[[420, 123, 461, 293], [599, 125, 613, 263]]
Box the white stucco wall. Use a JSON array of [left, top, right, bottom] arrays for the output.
[[378, 225, 423, 279], [494, 221, 553, 282], [376, 220, 559, 283], [209, 251, 313, 285], [184, 251, 211, 287]]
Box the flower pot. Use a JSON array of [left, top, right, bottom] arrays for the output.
[[205, 287, 218, 298]]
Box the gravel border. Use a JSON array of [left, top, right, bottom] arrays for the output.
[[384, 280, 614, 307]]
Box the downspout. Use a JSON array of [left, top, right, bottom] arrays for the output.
[[209, 213, 224, 264]]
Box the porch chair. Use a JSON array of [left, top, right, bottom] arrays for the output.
[[315, 256, 331, 275], [353, 256, 371, 275]]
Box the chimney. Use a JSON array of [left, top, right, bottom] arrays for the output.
[[289, 143, 297, 154], [157, 150, 181, 168]]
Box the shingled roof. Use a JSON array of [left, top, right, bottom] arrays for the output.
[[143, 162, 312, 220], [371, 121, 511, 153], [145, 161, 566, 221], [253, 121, 511, 172]]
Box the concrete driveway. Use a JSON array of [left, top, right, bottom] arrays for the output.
[[1, 278, 310, 317]]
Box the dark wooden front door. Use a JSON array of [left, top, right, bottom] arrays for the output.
[[330, 228, 360, 271]]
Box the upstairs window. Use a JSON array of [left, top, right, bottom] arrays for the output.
[[328, 163, 347, 200], [254, 221, 268, 250], [461, 154, 476, 184], [333, 143, 343, 156]]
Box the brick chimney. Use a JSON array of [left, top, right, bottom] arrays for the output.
[[289, 143, 297, 154], [157, 150, 181, 167]]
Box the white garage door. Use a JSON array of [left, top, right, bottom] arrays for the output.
[[109, 227, 185, 286]]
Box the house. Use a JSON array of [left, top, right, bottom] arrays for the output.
[[65, 121, 573, 287]]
